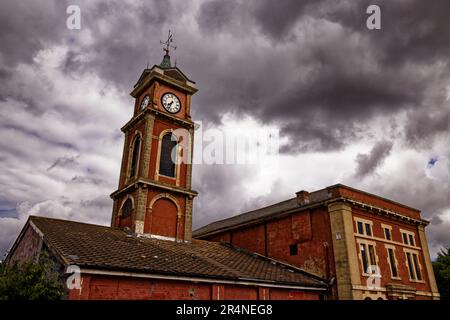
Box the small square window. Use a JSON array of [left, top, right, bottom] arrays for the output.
[[384, 228, 391, 241], [402, 233, 408, 245], [289, 244, 298, 256]]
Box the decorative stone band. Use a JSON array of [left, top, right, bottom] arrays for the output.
[[325, 197, 429, 227], [110, 178, 198, 200], [121, 105, 196, 133]]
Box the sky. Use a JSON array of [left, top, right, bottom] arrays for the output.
[[1, 0, 449, 260]]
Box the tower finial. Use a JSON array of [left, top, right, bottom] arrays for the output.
[[160, 30, 177, 56], [159, 30, 176, 69]]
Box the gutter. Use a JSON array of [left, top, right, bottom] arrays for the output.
[[77, 268, 329, 292]]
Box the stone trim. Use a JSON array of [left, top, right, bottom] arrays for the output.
[[417, 225, 440, 299], [125, 131, 143, 184], [184, 198, 193, 241], [384, 244, 401, 280], [134, 185, 148, 232], [111, 179, 197, 199], [141, 114, 155, 179], [354, 232, 422, 251], [118, 131, 129, 188], [328, 202, 361, 300], [403, 247, 425, 283]]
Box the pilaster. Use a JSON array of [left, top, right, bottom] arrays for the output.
[[417, 225, 440, 300], [134, 185, 148, 233], [328, 202, 362, 299], [141, 114, 155, 178]]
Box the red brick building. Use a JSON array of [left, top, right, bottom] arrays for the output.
[[5, 51, 328, 300], [5, 48, 439, 300], [194, 185, 440, 300]]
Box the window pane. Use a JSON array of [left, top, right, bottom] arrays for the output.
[[402, 233, 408, 245], [360, 244, 368, 273], [409, 234, 415, 246], [388, 248, 398, 278], [368, 245, 377, 267], [384, 228, 391, 240], [159, 134, 177, 177], [357, 222, 364, 234], [413, 254, 422, 280], [130, 136, 141, 178], [365, 223, 372, 236], [406, 252, 415, 279]]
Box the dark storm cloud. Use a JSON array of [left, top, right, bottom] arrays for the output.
[[251, 0, 315, 40], [191, 0, 450, 153], [405, 106, 450, 148], [0, 0, 68, 66], [323, 0, 450, 65], [354, 140, 393, 178], [1, 0, 450, 259], [197, 1, 238, 33]]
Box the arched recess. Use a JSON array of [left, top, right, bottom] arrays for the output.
[[144, 193, 182, 239], [127, 131, 142, 180], [118, 195, 134, 228], [155, 129, 181, 184]]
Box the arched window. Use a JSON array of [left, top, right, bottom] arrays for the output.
[[121, 199, 133, 218], [159, 133, 177, 177], [129, 135, 141, 178]]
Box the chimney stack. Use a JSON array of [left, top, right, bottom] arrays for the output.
[[296, 190, 310, 206]]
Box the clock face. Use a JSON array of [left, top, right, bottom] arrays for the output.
[[161, 92, 181, 114], [140, 95, 150, 110]]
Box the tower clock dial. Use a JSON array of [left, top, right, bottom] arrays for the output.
[[161, 92, 181, 114], [140, 95, 150, 110]]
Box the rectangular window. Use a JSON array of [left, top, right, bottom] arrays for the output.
[[408, 234, 415, 247], [402, 233, 408, 245], [289, 244, 298, 256], [387, 248, 398, 278], [357, 221, 364, 235], [406, 252, 415, 280], [365, 223, 372, 236], [360, 244, 368, 274], [384, 228, 392, 241], [412, 254, 422, 280], [368, 245, 377, 268]]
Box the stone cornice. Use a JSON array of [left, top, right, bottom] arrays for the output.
[[130, 69, 197, 98], [121, 106, 195, 133], [111, 178, 198, 200], [326, 197, 429, 227]]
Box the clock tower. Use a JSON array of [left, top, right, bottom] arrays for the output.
[[110, 35, 198, 242]]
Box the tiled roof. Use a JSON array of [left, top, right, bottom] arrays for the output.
[[29, 216, 327, 289], [193, 198, 301, 238]]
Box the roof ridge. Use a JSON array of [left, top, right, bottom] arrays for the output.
[[194, 197, 297, 233], [30, 215, 112, 230]]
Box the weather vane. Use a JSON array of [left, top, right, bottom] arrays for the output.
[[160, 30, 177, 55]]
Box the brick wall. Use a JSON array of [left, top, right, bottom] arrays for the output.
[[203, 207, 334, 279], [68, 274, 321, 300], [352, 208, 432, 294], [7, 224, 42, 265]]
